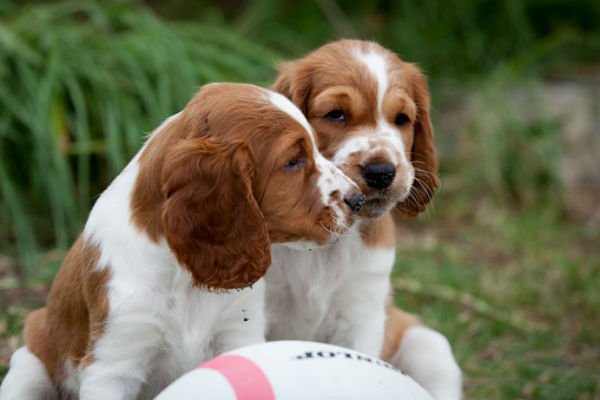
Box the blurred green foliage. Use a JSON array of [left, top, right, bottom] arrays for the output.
[[1, 0, 598, 276], [466, 78, 564, 209], [0, 0, 279, 276], [146, 0, 600, 78], [2, 0, 597, 276]]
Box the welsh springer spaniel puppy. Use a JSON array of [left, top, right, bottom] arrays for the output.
[[0, 83, 364, 400], [267, 40, 462, 400]]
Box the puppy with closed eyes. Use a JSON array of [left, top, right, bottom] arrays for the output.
[[266, 40, 462, 400]]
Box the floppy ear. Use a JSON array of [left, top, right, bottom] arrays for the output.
[[397, 67, 440, 217], [271, 61, 312, 113], [161, 138, 271, 290]]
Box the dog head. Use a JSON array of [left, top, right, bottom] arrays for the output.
[[273, 40, 439, 219], [132, 83, 363, 289]]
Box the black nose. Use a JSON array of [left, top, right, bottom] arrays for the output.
[[362, 163, 396, 189], [344, 193, 366, 212]]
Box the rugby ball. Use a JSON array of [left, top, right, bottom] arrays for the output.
[[156, 340, 433, 399]]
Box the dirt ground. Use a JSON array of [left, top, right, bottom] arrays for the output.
[[0, 254, 48, 369]]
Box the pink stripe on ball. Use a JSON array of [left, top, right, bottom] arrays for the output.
[[197, 355, 275, 400]]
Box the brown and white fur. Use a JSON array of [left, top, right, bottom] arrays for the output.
[[0, 83, 364, 400], [267, 40, 462, 400]]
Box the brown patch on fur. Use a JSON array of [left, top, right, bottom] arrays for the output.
[[161, 138, 271, 290], [380, 295, 421, 362], [360, 213, 396, 249], [394, 63, 440, 217], [130, 114, 188, 242], [272, 40, 378, 117], [24, 235, 108, 383]]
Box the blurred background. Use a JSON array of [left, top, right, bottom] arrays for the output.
[[0, 0, 598, 398]]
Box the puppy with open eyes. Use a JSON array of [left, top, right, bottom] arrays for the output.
[[267, 40, 462, 400], [0, 83, 364, 400]]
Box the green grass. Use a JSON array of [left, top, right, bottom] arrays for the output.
[[393, 202, 600, 399]]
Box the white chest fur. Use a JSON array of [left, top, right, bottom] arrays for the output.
[[265, 227, 395, 355]]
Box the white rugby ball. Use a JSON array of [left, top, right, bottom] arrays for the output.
[[156, 340, 433, 400]]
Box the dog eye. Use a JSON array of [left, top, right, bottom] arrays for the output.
[[325, 110, 345, 123], [285, 157, 306, 170], [394, 113, 411, 126]]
